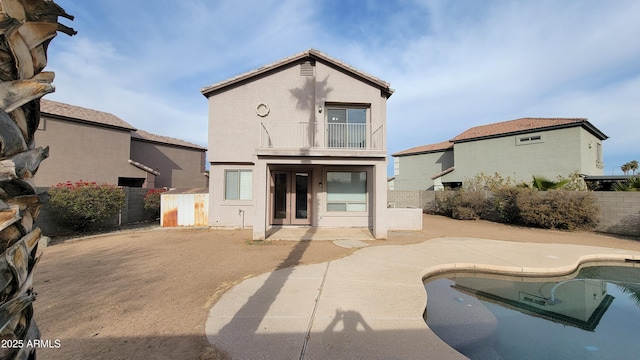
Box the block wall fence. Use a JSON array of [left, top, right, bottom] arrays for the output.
[[388, 190, 640, 238], [36, 187, 150, 236], [33, 188, 640, 238]]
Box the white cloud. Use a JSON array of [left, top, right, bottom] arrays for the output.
[[43, 0, 640, 175]]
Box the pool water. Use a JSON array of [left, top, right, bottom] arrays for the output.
[[424, 264, 640, 359]]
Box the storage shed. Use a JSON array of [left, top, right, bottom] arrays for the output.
[[161, 188, 209, 227]]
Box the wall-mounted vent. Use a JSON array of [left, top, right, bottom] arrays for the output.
[[300, 61, 314, 76], [516, 134, 543, 146]]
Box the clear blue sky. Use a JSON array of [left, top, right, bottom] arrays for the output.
[[47, 0, 639, 176]]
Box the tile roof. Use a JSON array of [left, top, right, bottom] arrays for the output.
[[131, 129, 206, 151], [391, 141, 454, 157], [451, 117, 606, 142], [201, 48, 394, 97], [393, 117, 608, 157], [40, 99, 136, 131], [128, 159, 160, 176], [430, 167, 455, 180]]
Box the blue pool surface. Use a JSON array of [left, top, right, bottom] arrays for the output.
[[424, 264, 640, 359]]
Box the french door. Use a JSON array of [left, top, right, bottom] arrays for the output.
[[272, 171, 311, 225]]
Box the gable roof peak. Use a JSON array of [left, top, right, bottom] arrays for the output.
[[201, 48, 393, 97]]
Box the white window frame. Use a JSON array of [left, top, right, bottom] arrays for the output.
[[225, 170, 252, 200]]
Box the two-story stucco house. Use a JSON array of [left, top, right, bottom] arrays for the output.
[[202, 49, 393, 240], [392, 118, 608, 190]]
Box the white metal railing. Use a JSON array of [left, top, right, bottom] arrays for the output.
[[260, 122, 384, 150], [261, 122, 317, 148], [326, 123, 366, 149]]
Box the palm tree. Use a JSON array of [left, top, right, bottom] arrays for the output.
[[531, 175, 570, 191], [0, 1, 75, 359], [630, 160, 638, 175], [613, 177, 640, 191], [621, 163, 631, 175]]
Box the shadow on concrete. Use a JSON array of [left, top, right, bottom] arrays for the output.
[[218, 228, 316, 338]]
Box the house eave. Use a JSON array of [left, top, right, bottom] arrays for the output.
[[452, 121, 608, 143], [201, 49, 393, 98], [42, 113, 137, 132], [131, 136, 207, 151]]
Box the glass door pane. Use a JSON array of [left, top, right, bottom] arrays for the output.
[[273, 173, 288, 220], [295, 173, 309, 219]]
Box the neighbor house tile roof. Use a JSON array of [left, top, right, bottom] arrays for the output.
[[392, 141, 454, 157], [451, 117, 607, 142], [131, 129, 207, 151], [394, 117, 608, 157], [40, 99, 136, 131], [201, 48, 394, 97], [431, 166, 455, 180]]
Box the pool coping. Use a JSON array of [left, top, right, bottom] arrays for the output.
[[205, 237, 640, 359]]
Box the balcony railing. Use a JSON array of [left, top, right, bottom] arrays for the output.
[[260, 122, 384, 150]]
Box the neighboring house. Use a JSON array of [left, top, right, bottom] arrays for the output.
[[201, 49, 393, 240], [35, 99, 207, 188], [392, 118, 608, 190], [131, 130, 208, 188]]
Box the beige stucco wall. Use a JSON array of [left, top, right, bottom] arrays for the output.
[[34, 116, 148, 187], [131, 140, 207, 188], [208, 163, 255, 229], [444, 127, 604, 184], [207, 61, 388, 163], [206, 57, 390, 240]]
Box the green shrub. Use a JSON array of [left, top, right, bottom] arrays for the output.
[[463, 172, 516, 192], [47, 181, 125, 231], [515, 190, 599, 230], [434, 190, 456, 217], [434, 190, 490, 220], [492, 186, 527, 223], [144, 188, 167, 219]]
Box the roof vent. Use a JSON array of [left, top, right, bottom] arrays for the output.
[[300, 61, 314, 76]]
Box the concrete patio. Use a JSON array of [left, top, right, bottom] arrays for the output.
[[205, 236, 640, 359]]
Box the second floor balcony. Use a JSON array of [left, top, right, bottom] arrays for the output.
[[258, 121, 386, 157]]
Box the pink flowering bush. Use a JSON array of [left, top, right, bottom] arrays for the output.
[[47, 180, 125, 231], [143, 188, 167, 219]]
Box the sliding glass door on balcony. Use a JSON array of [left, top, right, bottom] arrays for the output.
[[326, 108, 367, 149]]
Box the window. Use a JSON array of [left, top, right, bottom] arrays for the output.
[[596, 143, 604, 168], [326, 171, 367, 211], [225, 170, 252, 200], [516, 134, 543, 145], [326, 107, 367, 148]]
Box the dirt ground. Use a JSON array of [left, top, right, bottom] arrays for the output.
[[33, 215, 640, 359]]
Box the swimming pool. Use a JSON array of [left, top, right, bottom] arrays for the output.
[[424, 262, 640, 359]]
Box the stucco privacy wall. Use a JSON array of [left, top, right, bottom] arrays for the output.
[[388, 190, 640, 238]]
